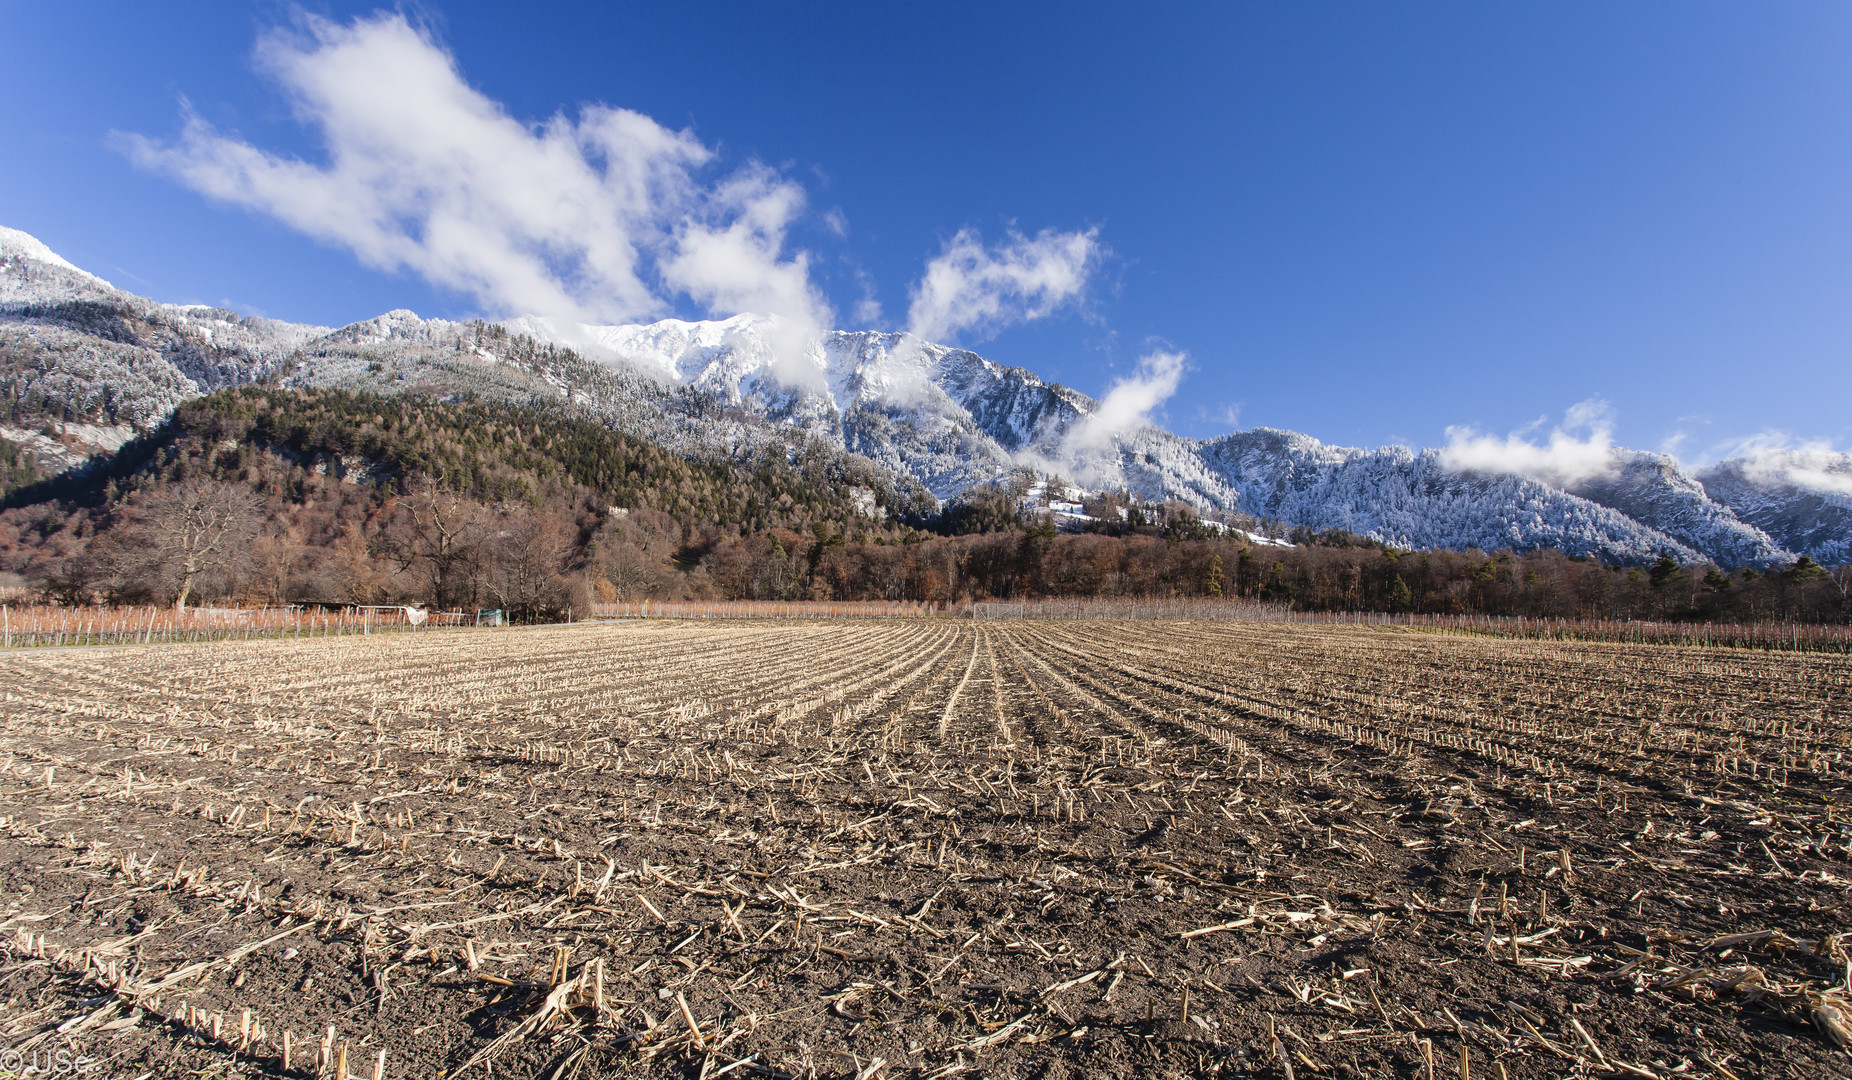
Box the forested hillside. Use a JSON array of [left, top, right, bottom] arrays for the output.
[[0, 436, 48, 501], [0, 388, 928, 618], [2, 227, 1847, 622], [1, 386, 1845, 622]]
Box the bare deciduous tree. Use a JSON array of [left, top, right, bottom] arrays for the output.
[[329, 524, 392, 604], [482, 505, 576, 621], [249, 526, 306, 606], [122, 478, 263, 610], [387, 483, 487, 610], [596, 541, 658, 601]]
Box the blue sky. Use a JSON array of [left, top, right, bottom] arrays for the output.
[[4, 2, 1850, 463]]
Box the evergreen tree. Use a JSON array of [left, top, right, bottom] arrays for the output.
[[1204, 553, 1225, 598], [1262, 561, 1293, 605]]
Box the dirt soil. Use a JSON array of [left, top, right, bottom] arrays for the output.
[[0, 619, 1847, 1079]]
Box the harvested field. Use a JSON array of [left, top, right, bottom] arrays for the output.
[[0, 621, 1848, 1079]]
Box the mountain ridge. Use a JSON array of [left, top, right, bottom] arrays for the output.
[[3, 224, 1845, 567]]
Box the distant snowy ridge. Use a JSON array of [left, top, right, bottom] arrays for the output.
[[1698, 449, 1852, 566], [1, 225, 119, 306], [525, 314, 1803, 565], [2, 224, 1844, 566]]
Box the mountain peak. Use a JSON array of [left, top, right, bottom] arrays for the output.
[[0, 226, 91, 278], [0, 226, 120, 305]]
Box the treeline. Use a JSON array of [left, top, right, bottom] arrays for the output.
[[700, 527, 1851, 623]]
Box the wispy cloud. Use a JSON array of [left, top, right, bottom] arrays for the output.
[[118, 11, 1127, 400], [117, 12, 830, 351], [658, 165, 832, 383], [1712, 434, 1852, 496], [1064, 350, 1187, 455], [1016, 349, 1188, 487], [905, 226, 1101, 343], [1198, 401, 1243, 431], [848, 264, 883, 328], [1439, 398, 1618, 488]]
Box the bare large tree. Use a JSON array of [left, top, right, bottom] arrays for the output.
[[481, 504, 575, 621], [249, 525, 306, 606], [125, 478, 264, 610], [595, 541, 658, 601], [387, 482, 488, 610]]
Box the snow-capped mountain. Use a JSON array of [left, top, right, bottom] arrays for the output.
[[1567, 451, 1791, 567], [1, 226, 321, 463], [3, 225, 1845, 566], [510, 314, 1119, 498], [0, 228, 865, 478], [0, 227, 119, 305]]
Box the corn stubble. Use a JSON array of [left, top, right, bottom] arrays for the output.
[[0, 620, 1847, 1078]]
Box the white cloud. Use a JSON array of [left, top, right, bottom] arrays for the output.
[[658, 165, 833, 385], [1714, 434, 1852, 496], [848, 264, 884, 328], [905, 226, 1101, 343], [1655, 414, 1713, 462], [1010, 350, 1187, 489], [1065, 350, 1187, 455], [1205, 402, 1243, 430], [851, 295, 884, 328], [1439, 398, 1619, 488], [117, 12, 829, 365]]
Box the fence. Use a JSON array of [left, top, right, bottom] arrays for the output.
[[592, 598, 1289, 621], [595, 598, 1849, 652], [4, 599, 1846, 653], [591, 600, 945, 620], [1291, 609, 1852, 653], [970, 598, 1291, 621], [960, 602, 1847, 651], [0, 604, 472, 649]]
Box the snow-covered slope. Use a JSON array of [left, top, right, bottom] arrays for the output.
[[1699, 450, 1852, 566], [1566, 451, 1790, 567], [532, 316, 1236, 504], [0, 226, 119, 304], [0, 235, 937, 510], [1199, 429, 1709, 563], [540, 315, 1800, 564], [3, 225, 1843, 565], [2, 226, 327, 458]]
